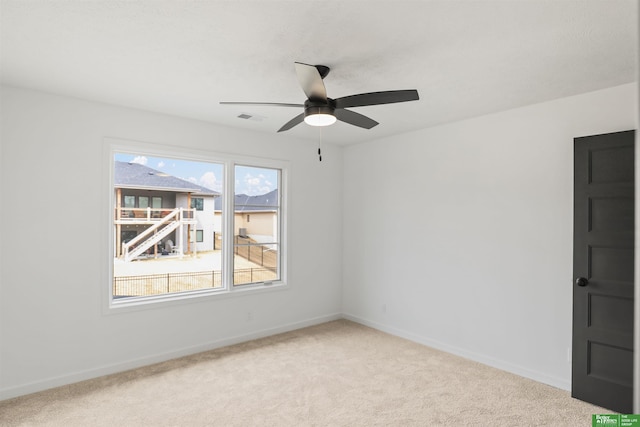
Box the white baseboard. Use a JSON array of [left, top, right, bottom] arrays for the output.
[[0, 312, 342, 401], [0, 312, 570, 401], [342, 313, 570, 391]]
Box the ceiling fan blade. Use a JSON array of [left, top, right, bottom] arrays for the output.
[[334, 89, 419, 109], [277, 113, 305, 132], [220, 102, 303, 108], [294, 62, 327, 101], [334, 109, 379, 129]]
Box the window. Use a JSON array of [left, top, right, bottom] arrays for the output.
[[138, 196, 149, 209], [233, 165, 280, 286], [121, 230, 137, 244], [191, 197, 204, 211], [109, 144, 286, 308]]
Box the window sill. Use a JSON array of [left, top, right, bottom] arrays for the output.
[[105, 281, 289, 314]]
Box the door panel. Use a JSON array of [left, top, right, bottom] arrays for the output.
[[590, 197, 634, 232], [589, 246, 633, 282], [572, 129, 635, 413], [589, 145, 634, 184], [589, 294, 633, 333], [588, 341, 633, 386]]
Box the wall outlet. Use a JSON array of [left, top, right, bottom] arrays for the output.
[[247, 311, 253, 321]]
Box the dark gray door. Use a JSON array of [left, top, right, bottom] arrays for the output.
[[572, 129, 635, 413]]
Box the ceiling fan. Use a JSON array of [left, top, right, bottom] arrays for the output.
[[221, 62, 420, 132]]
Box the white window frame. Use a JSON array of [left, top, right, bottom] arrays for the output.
[[102, 138, 289, 313], [232, 163, 283, 287]]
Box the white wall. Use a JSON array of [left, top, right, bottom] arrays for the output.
[[1, 82, 636, 400], [0, 86, 344, 399], [342, 83, 638, 390], [175, 193, 215, 252]]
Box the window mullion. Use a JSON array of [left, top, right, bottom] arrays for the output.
[[223, 161, 235, 290]]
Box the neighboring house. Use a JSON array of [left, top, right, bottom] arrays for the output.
[[114, 161, 220, 261], [214, 189, 279, 244]]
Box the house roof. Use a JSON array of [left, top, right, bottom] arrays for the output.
[[114, 161, 218, 196], [215, 189, 278, 212]]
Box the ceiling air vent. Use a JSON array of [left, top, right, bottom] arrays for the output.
[[237, 113, 266, 122]]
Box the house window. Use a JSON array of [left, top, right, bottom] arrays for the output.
[[113, 152, 223, 302], [191, 197, 204, 211], [233, 165, 281, 286], [121, 230, 137, 244], [110, 145, 287, 308]]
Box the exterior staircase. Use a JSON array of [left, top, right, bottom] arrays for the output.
[[123, 209, 182, 261]]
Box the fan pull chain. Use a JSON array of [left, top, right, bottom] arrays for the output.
[[318, 127, 323, 162]]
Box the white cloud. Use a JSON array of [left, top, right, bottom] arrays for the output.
[[131, 156, 148, 165], [187, 177, 197, 184], [241, 173, 274, 195], [199, 171, 221, 191], [157, 161, 165, 168]]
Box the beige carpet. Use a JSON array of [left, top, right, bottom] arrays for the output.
[[0, 320, 608, 426]]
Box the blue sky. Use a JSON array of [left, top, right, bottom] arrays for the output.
[[114, 153, 278, 196]]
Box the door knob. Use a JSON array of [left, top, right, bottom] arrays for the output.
[[575, 277, 589, 287]]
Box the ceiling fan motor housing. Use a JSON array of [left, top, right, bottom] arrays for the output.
[[304, 98, 335, 118]]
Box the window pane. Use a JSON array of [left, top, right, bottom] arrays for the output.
[[191, 197, 204, 211], [113, 153, 224, 299], [233, 165, 280, 286]]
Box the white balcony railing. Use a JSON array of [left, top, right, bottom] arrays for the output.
[[116, 207, 196, 223]]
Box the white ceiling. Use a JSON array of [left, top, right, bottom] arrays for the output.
[[1, 0, 637, 146]]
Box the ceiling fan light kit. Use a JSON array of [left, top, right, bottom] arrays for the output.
[[221, 62, 419, 132], [303, 101, 336, 126], [304, 113, 336, 127]]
